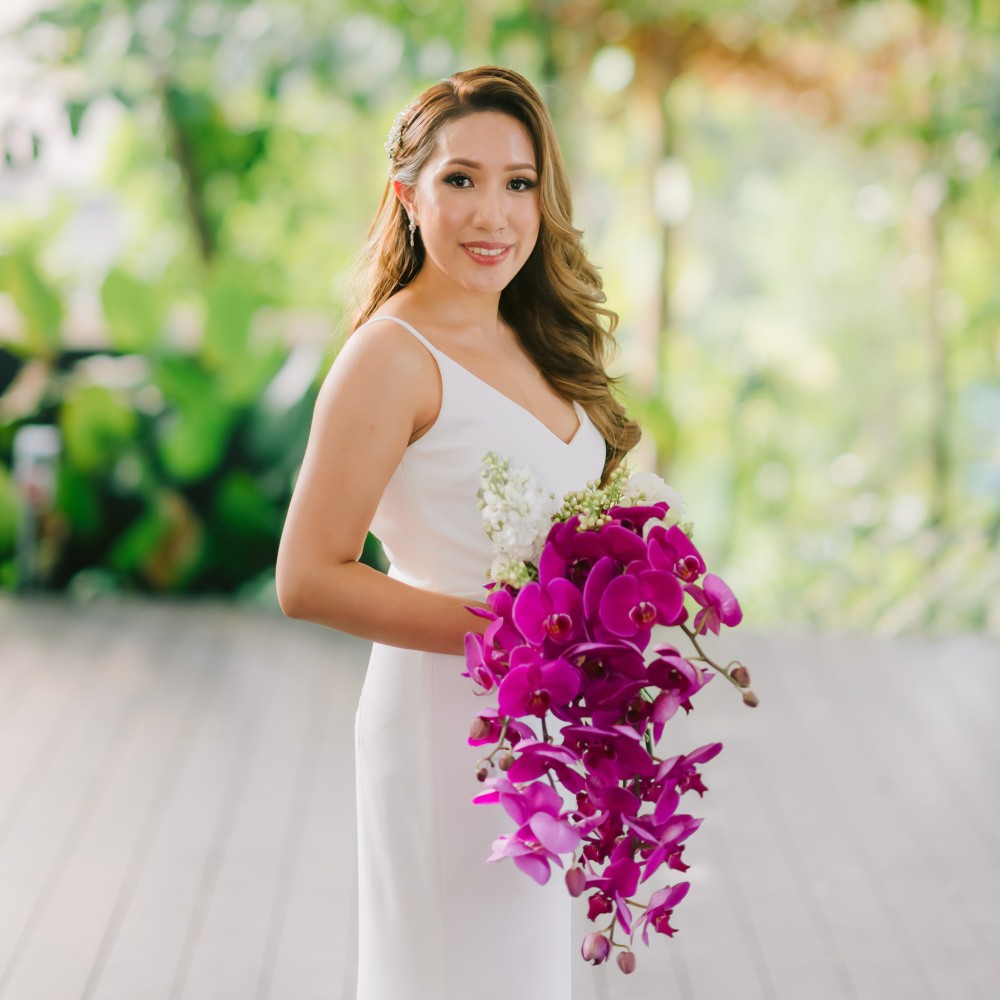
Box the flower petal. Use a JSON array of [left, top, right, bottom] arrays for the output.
[[513, 852, 553, 885], [529, 811, 581, 854]]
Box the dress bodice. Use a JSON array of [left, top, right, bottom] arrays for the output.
[[362, 316, 607, 600]]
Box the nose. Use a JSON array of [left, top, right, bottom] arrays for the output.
[[472, 183, 508, 232]]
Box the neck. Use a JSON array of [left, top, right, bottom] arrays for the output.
[[401, 265, 506, 340]]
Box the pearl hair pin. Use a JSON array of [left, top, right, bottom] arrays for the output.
[[385, 100, 420, 167]]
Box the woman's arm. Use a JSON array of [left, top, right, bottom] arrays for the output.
[[275, 322, 488, 654]]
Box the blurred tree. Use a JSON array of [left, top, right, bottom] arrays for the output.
[[0, 0, 996, 632]]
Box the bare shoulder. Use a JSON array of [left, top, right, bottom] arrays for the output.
[[319, 315, 440, 437]]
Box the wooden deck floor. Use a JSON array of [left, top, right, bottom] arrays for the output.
[[0, 596, 996, 1000]]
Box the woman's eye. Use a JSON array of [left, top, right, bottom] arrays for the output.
[[444, 173, 472, 188], [509, 177, 536, 192]]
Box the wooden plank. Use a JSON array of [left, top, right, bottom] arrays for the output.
[[177, 618, 318, 999], [809, 637, 1000, 999], [0, 610, 110, 845], [0, 600, 997, 1000], [717, 632, 999, 1000], [262, 626, 366, 1000], [1, 610, 206, 1000], [0, 619, 152, 994], [87, 611, 272, 1000]]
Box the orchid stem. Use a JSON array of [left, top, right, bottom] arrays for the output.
[[681, 624, 739, 689]]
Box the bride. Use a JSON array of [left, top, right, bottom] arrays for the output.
[[276, 65, 638, 1000]]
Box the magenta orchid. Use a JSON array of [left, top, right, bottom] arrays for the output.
[[686, 573, 744, 635], [467, 455, 757, 973], [496, 648, 582, 720], [513, 577, 585, 646]]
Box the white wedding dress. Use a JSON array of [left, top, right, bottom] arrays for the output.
[[353, 316, 606, 1000]]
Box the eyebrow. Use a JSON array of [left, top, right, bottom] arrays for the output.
[[442, 158, 538, 172]]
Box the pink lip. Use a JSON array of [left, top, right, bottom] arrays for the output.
[[461, 242, 512, 266]]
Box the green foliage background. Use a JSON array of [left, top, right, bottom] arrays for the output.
[[0, 0, 997, 633]]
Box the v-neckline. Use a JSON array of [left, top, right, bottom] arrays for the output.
[[383, 316, 585, 447], [437, 353, 584, 447]]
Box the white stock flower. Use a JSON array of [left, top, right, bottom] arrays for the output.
[[479, 453, 558, 572], [622, 471, 686, 517]]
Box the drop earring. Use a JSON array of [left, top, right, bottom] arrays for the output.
[[408, 217, 417, 248]]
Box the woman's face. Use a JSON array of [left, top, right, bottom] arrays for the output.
[[398, 111, 541, 297]]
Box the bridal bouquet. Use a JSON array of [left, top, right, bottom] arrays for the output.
[[463, 453, 756, 974]]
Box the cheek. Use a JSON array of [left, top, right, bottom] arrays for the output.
[[516, 198, 541, 239], [419, 194, 463, 237]]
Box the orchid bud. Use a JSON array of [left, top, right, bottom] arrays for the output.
[[617, 950, 637, 975], [581, 932, 611, 965], [742, 689, 759, 708], [469, 717, 492, 741], [499, 752, 515, 771], [731, 665, 751, 687], [565, 867, 586, 898], [476, 767, 489, 782]]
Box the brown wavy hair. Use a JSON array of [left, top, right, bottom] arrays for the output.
[[351, 66, 640, 480]]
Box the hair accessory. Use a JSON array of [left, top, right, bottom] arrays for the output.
[[385, 100, 419, 166]]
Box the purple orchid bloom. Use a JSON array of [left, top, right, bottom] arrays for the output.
[[497, 647, 583, 719], [487, 830, 563, 886], [586, 890, 614, 921], [647, 524, 706, 583], [580, 810, 626, 866], [605, 502, 670, 535], [565, 641, 649, 730], [562, 724, 657, 784], [540, 520, 648, 588], [506, 739, 586, 795], [513, 577, 585, 647], [463, 631, 503, 693], [590, 840, 642, 934], [567, 641, 647, 683], [685, 573, 743, 635], [638, 882, 690, 944], [624, 810, 703, 882], [646, 647, 712, 737], [475, 776, 580, 884], [597, 568, 685, 646], [467, 708, 535, 748], [583, 770, 642, 822], [483, 586, 527, 653], [655, 743, 724, 810]]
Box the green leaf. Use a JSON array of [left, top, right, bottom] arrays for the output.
[[154, 354, 214, 408], [157, 406, 236, 483], [201, 266, 262, 370], [0, 253, 63, 358], [153, 355, 237, 481], [216, 336, 286, 406], [67, 100, 89, 137], [59, 384, 137, 474], [56, 465, 103, 539], [108, 504, 169, 576], [107, 490, 203, 589], [213, 471, 280, 539], [0, 464, 21, 553], [101, 269, 164, 353]]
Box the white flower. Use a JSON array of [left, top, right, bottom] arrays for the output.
[[622, 471, 686, 518], [488, 555, 534, 589], [478, 452, 558, 573]]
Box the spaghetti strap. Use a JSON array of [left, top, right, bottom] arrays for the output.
[[357, 315, 441, 357], [358, 314, 592, 447]]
